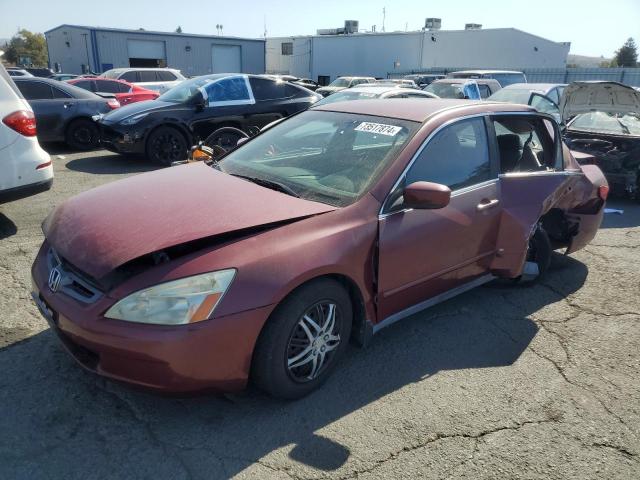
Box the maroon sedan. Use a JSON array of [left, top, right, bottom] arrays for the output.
[[31, 100, 608, 399]]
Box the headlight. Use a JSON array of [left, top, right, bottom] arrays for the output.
[[121, 112, 149, 125], [105, 269, 236, 325]]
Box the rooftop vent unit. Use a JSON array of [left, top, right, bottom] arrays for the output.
[[317, 28, 340, 35], [465, 23, 482, 30], [425, 18, 442, 31]]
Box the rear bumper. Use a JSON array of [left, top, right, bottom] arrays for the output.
[[0, 178, 52, 203]]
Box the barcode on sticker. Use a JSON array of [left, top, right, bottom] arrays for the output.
[[354, 122, 402, 136]]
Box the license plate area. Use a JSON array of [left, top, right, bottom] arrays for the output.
[[32, 289, 59, 326]]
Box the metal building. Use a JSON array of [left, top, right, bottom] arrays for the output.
[[267, 25, 570, 84], [45, 25, 265, 76]]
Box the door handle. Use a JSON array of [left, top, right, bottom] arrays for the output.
[[476, 199, 500, 211]]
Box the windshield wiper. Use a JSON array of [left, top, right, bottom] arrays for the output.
[[231, 174, 300, 198], [615, 118, 631, 135]]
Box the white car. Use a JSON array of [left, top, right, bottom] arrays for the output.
[[0, 61, 52, 203], [100, 68, 185, 94]]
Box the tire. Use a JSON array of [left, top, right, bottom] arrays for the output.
[[518, 224, 552, 284], [146, 126, 188, 165], [251, 278, 353, 400], [204, 126, 249, 152], [65, 118, 99, 150]]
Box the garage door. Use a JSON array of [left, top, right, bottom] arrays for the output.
[[127, 40, 165, 59], [212, 45, 242, 73]]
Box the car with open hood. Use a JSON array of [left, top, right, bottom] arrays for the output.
[[98, 73, 321, 164], [32, 99, 607, 399], [560, 81, 640, 199]]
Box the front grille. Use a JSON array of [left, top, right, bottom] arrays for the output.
[[47, 248, 103, 303]]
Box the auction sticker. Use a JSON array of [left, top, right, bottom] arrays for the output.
[[354, 122, 402, 136]]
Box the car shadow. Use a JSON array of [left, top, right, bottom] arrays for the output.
[[600, 198, 640, 229], [66, 154, 158, 175], [0, 254, 588, 478], [0, 213, 17, 239]]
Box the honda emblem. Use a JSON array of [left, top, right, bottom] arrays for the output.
[[48, 266, 62, 293]]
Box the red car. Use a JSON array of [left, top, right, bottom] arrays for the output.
[[66, 78, 159, 106], [31, 100, 607, 399]]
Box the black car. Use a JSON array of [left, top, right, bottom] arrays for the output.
[[14, 77, 120, 150], [293, 78, 320, 91], [98, 74, 321, 164]]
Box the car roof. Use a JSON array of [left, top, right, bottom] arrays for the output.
[[336, 85, 412, 94], [451, 70, 524, 74], [104, 67, 181, 73], [503, 83, 566, 91], [14, 76, 99, 99], [312, 98, 536, 123]]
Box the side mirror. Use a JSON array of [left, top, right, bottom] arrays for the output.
[[403, 181, 451, 209], [191, 91, 206, 111]]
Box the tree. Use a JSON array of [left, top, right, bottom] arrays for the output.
[[175, 26, 183, 33], [612, 37, 638, 67], [3, 29, 48, 66]]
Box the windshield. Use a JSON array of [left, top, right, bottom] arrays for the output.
[[328, 78, 350, 88], [220, 111, 419, 207], [425, 82, 465, 99], [314, 90, 380, 106], [569, 112, 640, 136], [158, 76, 220, 103], [488, 89, 533, 104]]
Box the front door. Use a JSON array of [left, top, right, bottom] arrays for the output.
[[377, 116, 501, 320]]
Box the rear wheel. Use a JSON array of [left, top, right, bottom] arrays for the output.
[[146, 126, 188, 165], [252, 279, 352, 400], [65, 118, 99, 150], [518, 224, 552, 284]]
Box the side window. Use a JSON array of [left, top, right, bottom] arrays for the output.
[[203, 76, 254, 105], [406, 117, 492, 190], [17, 81, 53, 100], [95, 80, 122, 93], [249, 77, 290, 101], [51, 86, 71, 98], [119, 71, 138, 82], [138, 71, 158, 82], [72, 80, 94, 91], [530, 93, 560, 117], [546, 88, 560, 105], [115, 82, 131, 93], [493, 116, 557, 174], [478, 84, 491, 99], [157, 71, 176, 81]]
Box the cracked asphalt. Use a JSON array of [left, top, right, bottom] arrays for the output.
[[0, 147, 638, 479]]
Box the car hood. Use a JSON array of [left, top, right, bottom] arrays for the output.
[[43, 163, 336, 279], [559, 81, 640, 122], [317, 86, 345, 93], [100, 99, 175, 123]]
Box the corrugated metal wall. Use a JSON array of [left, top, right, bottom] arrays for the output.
[[389, 67, 640, 87], [46, 26, 265, 76]]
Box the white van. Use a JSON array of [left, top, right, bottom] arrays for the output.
[[0, 60, 53, 203]]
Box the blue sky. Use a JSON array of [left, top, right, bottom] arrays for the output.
[[0, 0, 638, 57]]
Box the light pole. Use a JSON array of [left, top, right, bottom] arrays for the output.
[[81, 33, 90, 73]]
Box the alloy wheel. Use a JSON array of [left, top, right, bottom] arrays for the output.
[[286, 302, 341, 382]]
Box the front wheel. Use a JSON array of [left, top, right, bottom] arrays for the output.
[[251, 279, 352, 400], [146, 126, 188, 165]]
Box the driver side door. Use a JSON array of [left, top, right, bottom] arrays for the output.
[[376, 116, 501, 321]]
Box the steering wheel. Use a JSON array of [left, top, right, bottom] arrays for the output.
[[204, 127, 250, 152]]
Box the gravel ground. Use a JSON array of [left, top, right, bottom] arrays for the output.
[[0, 147, 638, 479]]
